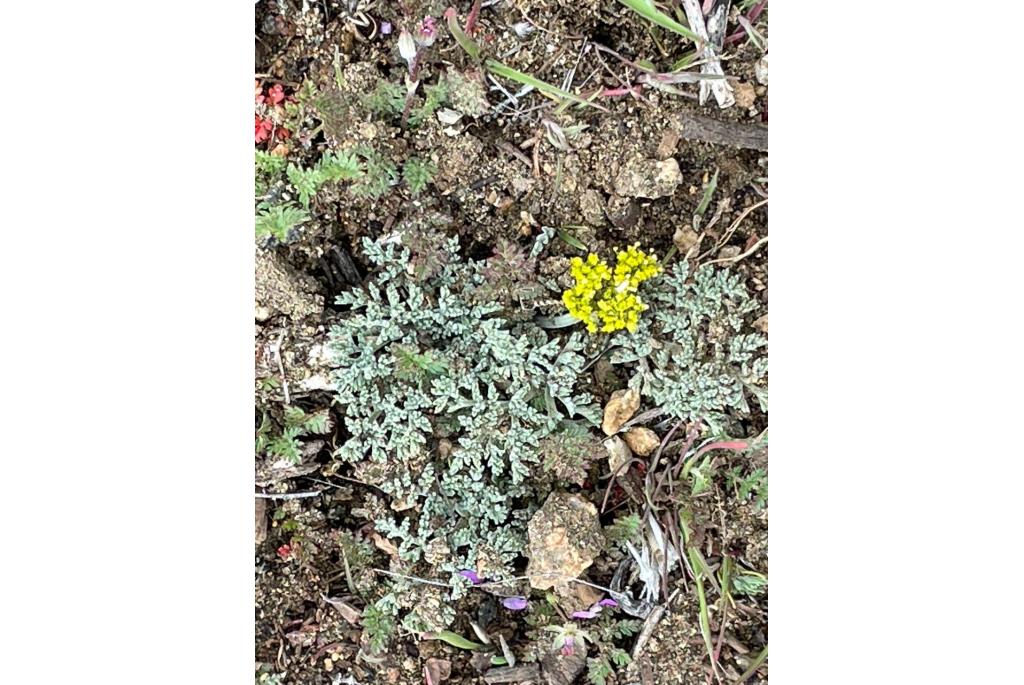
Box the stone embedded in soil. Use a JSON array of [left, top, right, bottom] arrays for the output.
[[580, 189, 605, 225], [540, 649, 587, 685], [603, 388, 641, 435], [624, 426, 661, 457], [526, 493, 604, 590], [604, 434, 632, 475], [756, 53, 769, 85], [606, 194, 641, 229], [613, 156, 683, 199]]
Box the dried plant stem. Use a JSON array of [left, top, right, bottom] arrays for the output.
[[703, 236, 767, 267], [274, 330, 290, 405], [255, 490, 321, 500], [698, 199, 768, 262]]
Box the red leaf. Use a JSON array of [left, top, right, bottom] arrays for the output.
[[267, 84, 285, 105]]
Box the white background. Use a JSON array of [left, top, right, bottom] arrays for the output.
[[1, 1, 1022, 682]]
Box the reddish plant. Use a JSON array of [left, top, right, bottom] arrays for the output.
[[266, 83, 285, 105], [255, 116, 273, 143], [725, 1, 767, 46], [254, 81, 292, 145]]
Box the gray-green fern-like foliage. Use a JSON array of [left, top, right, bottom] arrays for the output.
[[610, 261, 767, 435], [328, 234, 599, 613]]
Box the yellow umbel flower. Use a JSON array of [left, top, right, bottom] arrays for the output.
[[562, 245, 660, 334]]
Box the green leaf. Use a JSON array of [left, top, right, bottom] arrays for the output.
[[556, 227, 588, 251], [616, 0, 702, 43], [610, 648, 632, 668], [485, 60, 609, 112], [317, 151, 363, 182], [302, 410, 332, 435], [255, 202, 309, 242], [688, 547, 716, 669], [422, 630, 485, 651], [445, 10, 480, 60], [695, 169, 719, 218]]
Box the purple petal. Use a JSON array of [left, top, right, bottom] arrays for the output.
[[571, 609, 599, 619], [561, 637, 575, 655], [380, 21, 393, 35], [502, 596, 528, 611], [459, 570, 481, 585], [598, 598, 618, 608]]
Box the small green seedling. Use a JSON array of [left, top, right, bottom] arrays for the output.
[[617, 0, 702, 44]]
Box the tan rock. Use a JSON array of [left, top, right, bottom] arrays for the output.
[[604, 435, 633, 474], [613, 157, 682, 199], [602, 388, 640, 435], [733, 81, 757, 109], [623, 426, 661, 456], [755, 53, 769, 85], [526, 493, 604, 590], [580, 188, 605, 225]]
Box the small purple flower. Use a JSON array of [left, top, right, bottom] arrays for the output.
[[380, 21, 393, 35], [598, 598, 618, 608], [459, 570, 482, 585], [417, 16, 437, 46], [560, 637, 575, 656], [502, 596, 528, 611], [571, 609, 599, 619]]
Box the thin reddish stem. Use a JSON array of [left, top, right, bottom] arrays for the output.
[[465, 0, 482, 36], [724, 0, 766, 46], [601, 86, 643, 97]]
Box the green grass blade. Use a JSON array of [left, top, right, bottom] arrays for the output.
[[485, 60, 609, 112], [422, 630, 484, 651], [695, 169, 719, 217], [444, 9, 480, 60], [617, 0, 702, 44], [687, 547, 717, 673], [556, 227, 588, 251]]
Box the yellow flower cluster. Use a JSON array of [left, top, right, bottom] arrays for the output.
[[562, 245, 661, 334]]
